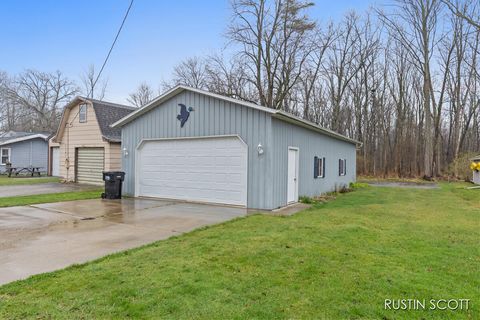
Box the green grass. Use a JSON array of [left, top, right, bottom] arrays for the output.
[[0, 175, 59, 186], [0, 183, 478, 319], [0, 189, 103, 208]]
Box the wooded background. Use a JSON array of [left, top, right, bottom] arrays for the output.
[[0, 0, 478, 179]]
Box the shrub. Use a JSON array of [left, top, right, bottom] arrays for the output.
[[445, 152, 478, 180], [299, 196, 314, 204], [350, 182, 370, 189]]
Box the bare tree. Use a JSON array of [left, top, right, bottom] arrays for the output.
[[127, 82, 155, 107], [4, 69, 78, 132], [156, 0, 480, 179], [378, 0, 441, 177], [228, 0, 316, 109], [80, 64, 108, 100], [163, 57, 208, 90], [0, 71, 18, 130], [442, 0, 480, 30], [205, 54, 259, 102]]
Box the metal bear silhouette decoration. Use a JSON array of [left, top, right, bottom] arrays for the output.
[[177, 103, 194, 128]]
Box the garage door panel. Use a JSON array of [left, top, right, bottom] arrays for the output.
[[137, 137, 247, 206], [77, 148, 104, 185]]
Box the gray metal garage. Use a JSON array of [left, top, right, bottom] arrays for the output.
[[112, 85, 360, 210]]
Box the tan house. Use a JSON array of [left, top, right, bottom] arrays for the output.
[[49, 97, 135, 184]]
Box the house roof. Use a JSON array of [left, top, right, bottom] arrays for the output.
[[0, 132, 50, 146], [0, 131, 33, 139], [90, 99, 136, 142], [54, 96, 136, 143], [111, 85, 361, 146]]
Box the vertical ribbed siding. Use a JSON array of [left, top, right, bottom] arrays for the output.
[[271, 119, 356, 208], [121, 91, 273, 209], [0, 139, 48, 173]]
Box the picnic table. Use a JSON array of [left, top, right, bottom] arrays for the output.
[[7, 167, 43, 177]]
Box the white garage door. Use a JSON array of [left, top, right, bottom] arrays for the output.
[[51, 147, 60, 176], [77, 147, 104, 185], [137, 136, 248, 206]]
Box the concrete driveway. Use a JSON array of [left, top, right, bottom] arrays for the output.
[[0, 198, 247, 285], [0, 182, 97, 198]]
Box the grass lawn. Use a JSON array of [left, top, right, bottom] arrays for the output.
[[0, 175, 59, 186], [0, 189, 103, 208], [0, 183, 478, 319]]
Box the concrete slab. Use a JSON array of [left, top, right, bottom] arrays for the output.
[[367, 181, 439, 189], [0, 182, 97, 198], [268, 203, 311, 216], [32, 198, 176, 219], [0, 198, 247, 286]]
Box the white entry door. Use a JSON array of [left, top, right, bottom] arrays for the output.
[[287, 147, 299, 203], [51, 147, 60, 176], [136, 136, 248, 206]]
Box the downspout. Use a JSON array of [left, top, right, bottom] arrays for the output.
[[65, 122, 70, 181]]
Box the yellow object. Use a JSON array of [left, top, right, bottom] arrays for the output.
[[471, 162, 480, 171]]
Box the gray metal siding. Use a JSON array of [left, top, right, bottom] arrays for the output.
[[0, 139, 48, 173], [121, 90, 273, 209], [271, 118, 356, 208]]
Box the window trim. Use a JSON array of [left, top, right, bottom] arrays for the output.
[[339, 158, 347, 176], [318, 157, 325, 178], [1, 147, 11, 165], [314, 156, 325, 179], [79, 104, 87, 123]]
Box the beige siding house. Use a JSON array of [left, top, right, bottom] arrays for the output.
[[49, 97, 135, 184]]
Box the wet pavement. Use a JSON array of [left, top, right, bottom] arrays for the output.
[[0, 198, 247, 285], [0, 182, 97, 198]]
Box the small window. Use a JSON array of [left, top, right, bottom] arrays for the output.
[[1, 148, 11, 165], [314, 156, 325, 179], [339, 158, 347, 176], [79, 104, 87, 123]]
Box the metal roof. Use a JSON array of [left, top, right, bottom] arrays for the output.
[[0, 132, 49, 146]]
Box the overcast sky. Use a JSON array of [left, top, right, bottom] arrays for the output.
[[0, 0, 373, 104]]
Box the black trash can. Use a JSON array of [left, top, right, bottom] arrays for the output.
[[101, 171, 125, 199]]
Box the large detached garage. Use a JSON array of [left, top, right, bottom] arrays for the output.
[[112, 85, 359, 210]]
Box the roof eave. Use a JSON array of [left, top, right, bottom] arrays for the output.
[[111, 85, 276, 128], [102, 135, 121, 143], [53, 96, 90, 142], [111, 86, 184, 128], [0, 133, 50, 146]]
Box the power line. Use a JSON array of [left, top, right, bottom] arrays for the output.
[[89, 0, 134, 98]]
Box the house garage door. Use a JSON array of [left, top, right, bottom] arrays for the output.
[[137, 136, 248, 206], [77, 147, 104, 185]]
